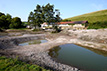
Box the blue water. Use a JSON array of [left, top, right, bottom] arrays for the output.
[[19, 40, 48, 46], [49, 44, 107, 71]]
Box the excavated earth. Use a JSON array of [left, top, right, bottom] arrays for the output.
[[0, 29, 107, 71]]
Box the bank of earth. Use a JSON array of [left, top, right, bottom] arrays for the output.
[[0, 29, 107, 71]]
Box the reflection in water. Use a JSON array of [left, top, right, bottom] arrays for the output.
[[77, 44, 107, 57], [49, 44, 107, 71], [86, 47, 107, 57], [49, 46, 61, 58]]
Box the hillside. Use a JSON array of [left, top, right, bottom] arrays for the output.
[[65, 9, 107, 29], [65, 9, 107, 23]]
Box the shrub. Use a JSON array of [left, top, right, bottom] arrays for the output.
[[52, 25, 61, 33], [88, 21, 107, 29], [9, 17, 23, 29]]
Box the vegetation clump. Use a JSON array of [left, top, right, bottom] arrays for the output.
[[88, 21, 107, 29], [0, 56, 49, 71], [0, 12, 25, 31]]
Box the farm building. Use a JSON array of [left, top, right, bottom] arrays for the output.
[[41, 22, 53, 30], [41, 21, 88, 30], [58, 21, 88, 30]]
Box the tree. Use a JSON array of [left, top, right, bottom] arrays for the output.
[[55, 9, 62, 23], [0, 12, 5, 17], [0, 13, 12, 29], [0, 15, 9, 29], [51, 9, 62, 32], [42, 3, 55, 24], [0, 15, 6, 29], [0, 12, 24, 30], [9, 17, 22, 29], [42, 4, 62, 25], [28, 5, 43, 29], [27, 3, 62, 30], [5, 14, 12, 28], [34, 4, 43, 29], [28, 11, 34, 28]]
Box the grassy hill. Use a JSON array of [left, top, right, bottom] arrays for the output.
[[65, 9, 107, 29]]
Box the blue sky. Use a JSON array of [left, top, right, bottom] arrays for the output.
[[0, 0, 107, 21]]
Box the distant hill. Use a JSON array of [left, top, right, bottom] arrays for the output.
[[65, 9, 107, 29]]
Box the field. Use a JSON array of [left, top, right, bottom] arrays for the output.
[[65, 9, 107, 29]]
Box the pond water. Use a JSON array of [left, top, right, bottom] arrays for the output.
[[0, 33, 8, 38], [18, 40, 48, 46], [49, 44, 107, 71]]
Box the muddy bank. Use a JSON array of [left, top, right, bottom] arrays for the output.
[[67, 29, 107, 51], [71, 39, 107, 52], [0, 34, 45, 49], [68, 29, 107, 44]]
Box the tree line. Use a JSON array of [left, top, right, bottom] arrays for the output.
[[0, 3, 62, 32], [0, 12, 24, 31], [28, 3, 62, 29]]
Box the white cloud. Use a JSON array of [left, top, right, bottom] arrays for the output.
[[91, 3, 103, 10]]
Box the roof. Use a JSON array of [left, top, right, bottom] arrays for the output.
[[43, 22, 48, 25], [58, 21, 88, 24]]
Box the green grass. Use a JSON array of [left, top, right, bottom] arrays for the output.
[[66, 9, 107, 23], [0, 56, 49, 71], [6, 28, 32, 32], [65, 9, 107, 29]]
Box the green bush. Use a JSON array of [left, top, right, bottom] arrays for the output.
[[88, 21, 107, 29], [52, 25, 61, 33], [9, 17, 23, 29], [0, 13, 12, 29]]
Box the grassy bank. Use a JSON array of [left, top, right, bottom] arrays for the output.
[[65, 9, 107, 29], [0, 56, 49, 71]]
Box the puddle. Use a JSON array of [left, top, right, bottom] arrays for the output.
[[19, 40, 48, 46], [49, 44, 107, 71]]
